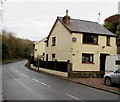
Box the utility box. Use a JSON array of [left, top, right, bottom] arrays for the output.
[[105, 54, 120, 73]]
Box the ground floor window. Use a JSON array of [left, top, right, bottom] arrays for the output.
[[52, 54, 55, 61], [46, 54, 48, 61], [82, 53, 94, 63]]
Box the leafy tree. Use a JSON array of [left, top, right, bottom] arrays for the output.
[[103, 22, 117, 34], [116, 20, 120, 39], [103, 15, 120, 40], [1, 30, 34, 61]]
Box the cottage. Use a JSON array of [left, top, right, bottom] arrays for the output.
[[44, 10, 117, 77], [34, 38, 46, 60]]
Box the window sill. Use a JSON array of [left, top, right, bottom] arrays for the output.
[[83, 43, 98, 45], [52, 45, 55, 46], [106, 45, 111, 47], [82, 62, 94, 64]]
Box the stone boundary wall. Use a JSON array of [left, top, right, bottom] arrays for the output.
[[68, 71, 104, 78]]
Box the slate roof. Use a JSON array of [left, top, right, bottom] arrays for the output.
[[58, 17, 117, 37]]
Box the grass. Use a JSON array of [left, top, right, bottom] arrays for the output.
[[2, 58, 25, 65]]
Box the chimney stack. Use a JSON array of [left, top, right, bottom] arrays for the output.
[[66, 10, 68, 16], [63, 10, 70, 24]]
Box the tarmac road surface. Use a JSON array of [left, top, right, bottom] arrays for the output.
[[2, 60, 120, 101]]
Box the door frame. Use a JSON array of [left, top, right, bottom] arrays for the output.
[[100, 53, 110, 74]]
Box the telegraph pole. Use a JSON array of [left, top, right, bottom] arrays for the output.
[[0, 0, 3, 25], [0, 0, 6, 29]]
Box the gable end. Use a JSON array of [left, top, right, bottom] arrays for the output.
[[47, 18, 72, 39]]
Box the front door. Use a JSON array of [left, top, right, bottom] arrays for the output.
[[100, 53, 110, 74]]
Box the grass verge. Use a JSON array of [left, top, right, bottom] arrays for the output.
[[2, 58, 25, 65]]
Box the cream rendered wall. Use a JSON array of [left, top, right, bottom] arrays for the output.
[[34, 38, 46, 59], [45, 20, 72, 62], [72, 33, 117, 71]]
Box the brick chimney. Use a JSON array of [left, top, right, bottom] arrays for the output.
[[63, 10, 70, 24]]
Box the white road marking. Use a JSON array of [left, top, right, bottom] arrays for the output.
[[40, 82, 47, 86], [20, 73, 29, 77], [31, 78, 51, 88], [13, 68, 51, 88], [65, 93, 82, 100], [14, 69, 19, 73], [31, 78, 40, 83], [12, 68, 21, 74], [47, 85, 51, 88]]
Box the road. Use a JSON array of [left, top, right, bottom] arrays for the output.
[[2, 60, 119, 101]]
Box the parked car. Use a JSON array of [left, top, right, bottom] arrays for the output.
[[104, 68, 120, 86]]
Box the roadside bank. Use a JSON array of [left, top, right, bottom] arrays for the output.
[[2, 58, 25, 65]]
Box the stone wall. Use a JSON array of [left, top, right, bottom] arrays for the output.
[[68, 71, 104, 78]]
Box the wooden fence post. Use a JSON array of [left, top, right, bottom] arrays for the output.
[[38, 59, 39, 70], [67, 60, 72, 72], [35, 60, 37, 68], [55, 60, 57, 70], [28, 59, 31, 68]]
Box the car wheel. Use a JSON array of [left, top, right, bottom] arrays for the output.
[[105, 77, 112, 86]]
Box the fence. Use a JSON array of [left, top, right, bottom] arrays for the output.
[[32, 60, 68, 72]]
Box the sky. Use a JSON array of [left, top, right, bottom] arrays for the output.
[[0, 0, 120, 41]]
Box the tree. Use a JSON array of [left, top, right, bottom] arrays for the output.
[[103, 14, 120, 40], [103, 22, 117, 34], [2, 30, 34, 61]]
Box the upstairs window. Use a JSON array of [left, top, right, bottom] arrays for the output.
[[82, 53, 94, 63], [83, 34, 98, 44], [52, 37, 56, 46], [44, 40, 48, 47], [106, 36, 110, 46]]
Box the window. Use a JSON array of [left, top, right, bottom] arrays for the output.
[[44, 40, 48, 47], [83, 34, 98, 44], [42, 53, 45, 60], [115, 69, 120, 74], [43, 53, 45, 56], [52, 37, 56, 46], [52, 54, 55, 61], [46, 54, 48, 61], [82, 53, 94, 63], [116, 60, 120, 65], [106, 36, 110, 46]]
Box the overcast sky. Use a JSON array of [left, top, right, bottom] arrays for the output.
[[1, 0, 120, 41]]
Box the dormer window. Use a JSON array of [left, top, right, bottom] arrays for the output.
[[52, 37, 56, 46], [83, 34, 98, 44]]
